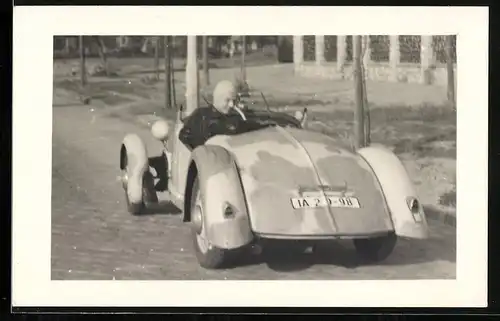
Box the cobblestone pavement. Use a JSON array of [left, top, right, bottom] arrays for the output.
[[51, 104, 456, 280]]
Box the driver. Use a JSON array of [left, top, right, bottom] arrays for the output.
[[179, 80, 244, 149]]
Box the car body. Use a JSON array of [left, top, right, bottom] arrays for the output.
[[119, 99, 429, 269]]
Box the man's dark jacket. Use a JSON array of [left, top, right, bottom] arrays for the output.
[[178, 105, 242, 150]]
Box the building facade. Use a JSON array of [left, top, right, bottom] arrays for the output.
[[292, 35, 456, 86]]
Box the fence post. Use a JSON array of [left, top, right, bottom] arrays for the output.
[[420, 35, 435, 85], [315, 35, 325, 65], [353, 35, 365, 150], [389, 35, 400, 82], [293, 35, 304, 74], [337, 36, 347, 73]]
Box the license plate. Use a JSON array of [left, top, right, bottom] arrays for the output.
[[291, 196, 360, 209]]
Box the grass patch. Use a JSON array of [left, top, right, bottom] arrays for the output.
[[99, 95, 134, 106], [111, 101, 177, 120], [439, 186, 457, 208], [303, 104, 457, 159], [54, 78, 160, 105]]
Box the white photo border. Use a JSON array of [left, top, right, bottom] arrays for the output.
[[12, 6, 488, 307]]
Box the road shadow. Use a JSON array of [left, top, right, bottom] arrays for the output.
[[139, 155, 182, 216], [149, 155, 169, 192], [143, 200, 182, 216], [229, 231, 456, 273]]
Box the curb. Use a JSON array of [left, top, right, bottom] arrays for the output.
[[123, 113, 457, 229]]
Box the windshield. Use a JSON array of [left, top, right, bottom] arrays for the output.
[[234, 108, 301, 129]]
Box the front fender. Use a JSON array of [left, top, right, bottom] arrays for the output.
[[357, 145, 429, 239], [121, 133, 149, 204], [191, 145, 253, 250]]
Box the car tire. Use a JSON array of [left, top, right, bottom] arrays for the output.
[[122, 155, 158, 216], [190, 176, 231, 269], [353, 232, 397, 263]]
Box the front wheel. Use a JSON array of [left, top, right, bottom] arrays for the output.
[[190, 177, 231, 269], [353, 232, 397, 263], [121, 155, 158, 216]]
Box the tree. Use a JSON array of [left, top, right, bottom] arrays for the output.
[[240, 36, 247, 82], [236, 36, 250, 97], [154, 36, 160, 81], [445, 35, 456, 108], [93, 36, 110, 76], [352, 35, 367, 150], [202, 36, 210, 86], [361, 35, 371, 146], [164, 36, 172, 109], [79, 36, 87, 87]]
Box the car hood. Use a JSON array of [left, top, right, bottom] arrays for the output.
[[206, 126, 394, 237]]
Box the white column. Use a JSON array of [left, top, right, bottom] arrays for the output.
[[293, 35, 304, 72], [337, 36, 346, 71], [315, 35, 325, 65], [389, 35, 400, 82], [420, 35, 436, 84], [185, 35, 199, 117]]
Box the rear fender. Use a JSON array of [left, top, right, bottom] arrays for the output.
[[120, 133, 149, 204], [191, 145, 253, 249], [357, 145, 429, 239]]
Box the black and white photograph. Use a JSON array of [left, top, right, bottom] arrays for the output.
[[12, 6, 488, 308]]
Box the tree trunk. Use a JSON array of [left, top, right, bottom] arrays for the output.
[[94, 36, 109, 76], [164, 36, 172, 109], [202, 36, 210, 86], [445, 35, 456, 108], [241, 36, 247, 82], [353, 35, 365, 150], [361, 36, 371, 146], [154, 37, 160, 81], [170, 36, 177, 108], [79, 36, 87, 87]]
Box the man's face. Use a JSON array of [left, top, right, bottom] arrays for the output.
[[218, 92, 236, 114], [213, 80, 238, 114], [227, 97, 235, 108]]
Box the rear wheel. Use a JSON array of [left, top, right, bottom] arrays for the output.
[[353, 232, 397, 263], [190, 177, 231, 269]]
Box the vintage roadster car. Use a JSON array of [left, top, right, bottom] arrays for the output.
[[119, 96, 429, 269]]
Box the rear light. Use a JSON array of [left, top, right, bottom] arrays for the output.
[[406, 197, 423, 223], [223, 202, 236, 219]]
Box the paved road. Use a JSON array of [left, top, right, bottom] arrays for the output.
[[51, 104, 456, 280]]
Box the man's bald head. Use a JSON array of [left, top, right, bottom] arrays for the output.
[[213, 80, 237, 114]]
